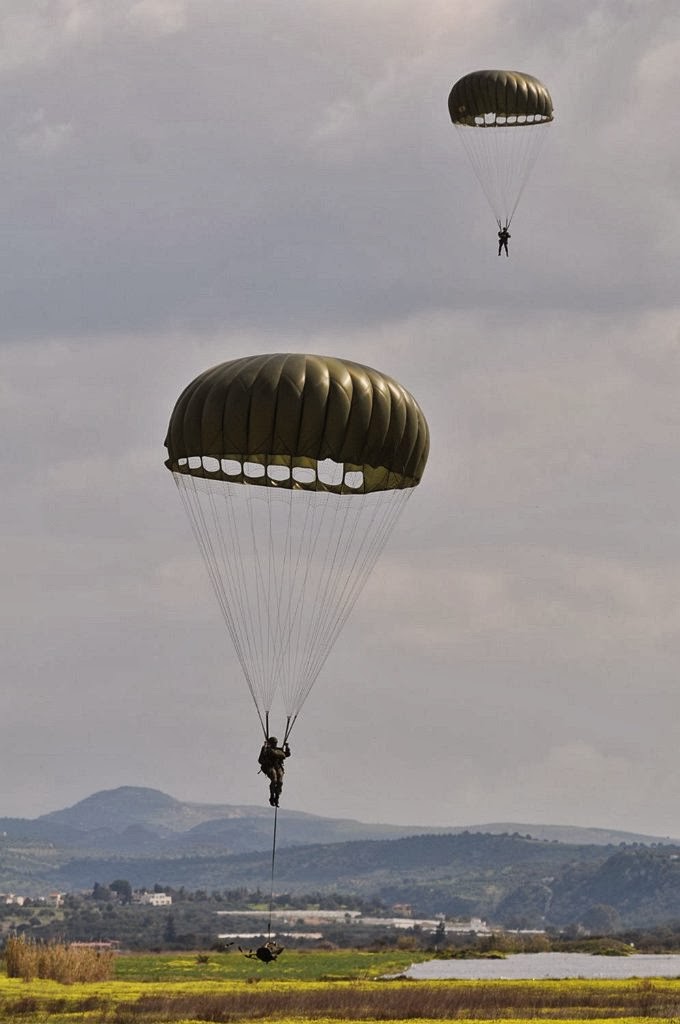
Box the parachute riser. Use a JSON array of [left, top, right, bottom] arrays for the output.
[[260, 712, 296, 745], [282, 713, 296, 746]]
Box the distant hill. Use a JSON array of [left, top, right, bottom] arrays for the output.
[[48, 829, 680, 930], [24, 786, 679, 848], [38, 786, 207, 834], [462, 821, 679, 847], [1, 787, 679, 928], [28, 786, 449, 853]]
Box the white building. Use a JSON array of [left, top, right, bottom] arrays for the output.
[[135, 892, 172, 906], [217, 909, 493, 934]]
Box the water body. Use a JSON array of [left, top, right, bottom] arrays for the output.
[[402, 952, 680, 980]]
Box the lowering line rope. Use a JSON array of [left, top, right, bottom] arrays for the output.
[[267, 805, 279, 941]]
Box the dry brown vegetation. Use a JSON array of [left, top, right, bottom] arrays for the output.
[[109, 978, 680, 1022], [4, 935, 114, 982]]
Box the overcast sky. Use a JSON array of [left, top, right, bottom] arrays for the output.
[[1, 0, 680, 838]]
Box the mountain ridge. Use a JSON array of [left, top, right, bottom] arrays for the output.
[[2, 788, 680, 928], [0, 786, 671, 851]]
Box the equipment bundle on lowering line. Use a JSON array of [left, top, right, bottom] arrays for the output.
[[238, 805, 284, 964]]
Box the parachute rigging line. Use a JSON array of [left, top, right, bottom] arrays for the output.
[[175, 475, 269, 737], [454, 119, 550, 227], [174, 471, 413, 742]]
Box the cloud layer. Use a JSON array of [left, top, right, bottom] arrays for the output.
[[1, 1, 679, 834]]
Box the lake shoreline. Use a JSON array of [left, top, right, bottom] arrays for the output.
[[402, 951, 680, 980]]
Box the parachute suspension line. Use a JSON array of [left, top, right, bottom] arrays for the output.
[[280, 487, 352, 714], [288, 485, 403, 712], [213, 481, 269, 716], [282, 714, 295, 746], [312, 489, 411, 689], [505, 122, 551, 226], [209, 482, 269, 715], [456, 125, 504, 225], [243, 486, 274, 712], [268, 484, 327, 720], [175, 473, 267, 734], [276, 489, 358, 715], [174, 472, 415, 734], [455, 121, 551, 227], [266, 484, 289, 717], [262, 484, 347, 721], [285, 491, 331, 710], [267, 804, 279, 941], [292, 487, 413, 714]]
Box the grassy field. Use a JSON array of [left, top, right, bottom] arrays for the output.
[[0, 951, 679, 1023], [114, 948, 426, 981]]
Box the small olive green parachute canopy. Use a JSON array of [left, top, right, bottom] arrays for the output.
[[165, 352, 429, 493], [448, 70, 553, 127], [448, 69, 554, 228], [165, 353, 429, 743]]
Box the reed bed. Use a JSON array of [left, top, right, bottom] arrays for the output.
[[0, 985, 678, 1023], [4, 935, 114, 982], [107, 979, 680, 1022]]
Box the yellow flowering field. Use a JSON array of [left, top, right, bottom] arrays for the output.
[[1, 952, 679, 1023]]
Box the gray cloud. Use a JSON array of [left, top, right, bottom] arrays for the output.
[[0, 1, 677, 338], [0, 2, 679, 834]]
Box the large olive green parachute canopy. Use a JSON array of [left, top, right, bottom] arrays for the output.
[[165, 353, 429, 745], [448, 69, 554, 228], [448, 70, 553, 127], [165, 353, 429, 493]]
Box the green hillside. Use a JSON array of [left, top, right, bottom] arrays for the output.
[[2, 789, 679, 929]]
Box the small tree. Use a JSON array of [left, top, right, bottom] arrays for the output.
[[163, 913, 177, 944], [433, 919, 447, 949], [109, 879, 132, 904], [581, 903, 622, 936]]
